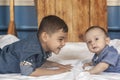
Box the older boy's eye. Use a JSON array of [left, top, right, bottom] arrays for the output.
[[59, 39, 63, 42]]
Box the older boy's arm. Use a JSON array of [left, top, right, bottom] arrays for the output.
[[41, 60, 72, 69], [30, 66, 71, 77], [86, 62, 109, 74]]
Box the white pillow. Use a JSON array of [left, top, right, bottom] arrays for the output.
[[0, 34, 19, 49], [49, 42, 93, 61], [49, 39, 120, 61], [109, 39, 120, 53]]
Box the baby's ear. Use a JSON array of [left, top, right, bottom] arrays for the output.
[[106, 37, 110, 44]]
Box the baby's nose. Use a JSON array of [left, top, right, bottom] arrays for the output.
[[91, 41, 95, 45]]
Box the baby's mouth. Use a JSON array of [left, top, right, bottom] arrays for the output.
[[93, 47, 97, 49]]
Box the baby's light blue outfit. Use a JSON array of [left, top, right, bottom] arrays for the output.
[[92, 45, 120, 73]]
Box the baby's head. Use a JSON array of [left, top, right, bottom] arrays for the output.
[[37, 15, 68, 54], [84, 26, 110, 54]]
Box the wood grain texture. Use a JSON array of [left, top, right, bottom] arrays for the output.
[[35, 0, 107, 42], [90, 0, 108, 31], [44, 0, 55, 15], [7, 0, 17, 36], [56, 0, 73, 41], [37, 0, 45, 27], [72, 0, 90, 42]]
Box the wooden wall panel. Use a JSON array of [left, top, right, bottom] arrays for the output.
[[90, 0, 107, 31], [35, 0, 107, 42], [44, 0, 55, 15], [55, 0, 73, 41], [55, 0, 63, 18], [72, 0, 89, 41], [36, 0, 45, 26]]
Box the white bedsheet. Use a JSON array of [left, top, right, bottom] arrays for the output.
[[0, 60, 120, 80], [0, 35, 120, 80]]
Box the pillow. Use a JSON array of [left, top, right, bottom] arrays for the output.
[[49, 39, 120, 61], [109, 39, 120, 53], [49, 42, 93, 61], [0, 34, 19, 49]]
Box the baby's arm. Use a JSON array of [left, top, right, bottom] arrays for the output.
[[86, 62, 109, 74]]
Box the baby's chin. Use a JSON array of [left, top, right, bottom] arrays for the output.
[[91, 50, 100, 54], [93, 51, 101, 54]]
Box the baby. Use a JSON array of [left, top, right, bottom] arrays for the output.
[[83, 26, 120, 74]]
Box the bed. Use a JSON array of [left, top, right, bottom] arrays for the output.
[[0, 35, 120, 80], [0, 0, 120, 80]]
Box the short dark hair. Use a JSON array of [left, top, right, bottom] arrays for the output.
[[85, 26, 108, 37], [37, 15, 68, 36]]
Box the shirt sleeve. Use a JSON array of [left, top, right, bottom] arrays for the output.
[[20, 56, 36, 76], [101, 51, 119, 66]]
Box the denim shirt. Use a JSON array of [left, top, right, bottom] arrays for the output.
[[92, 45, 120, 73], [0, 33, 51, 75]]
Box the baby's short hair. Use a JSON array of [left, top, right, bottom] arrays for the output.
[[85, 26, 108, 37], [37, 15, 68, 36]]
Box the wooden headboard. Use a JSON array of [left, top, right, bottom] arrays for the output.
[[34, 0, 108, 42]]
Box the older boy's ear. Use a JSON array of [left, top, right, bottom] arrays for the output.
[[41, 32, 48, 42], [106, 37, 110, 44]]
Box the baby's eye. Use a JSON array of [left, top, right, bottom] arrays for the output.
[[87, 41, 91, 44], [95, 38, 99, 40]]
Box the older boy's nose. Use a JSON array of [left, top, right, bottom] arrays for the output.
[[61, 41, 65, 46]]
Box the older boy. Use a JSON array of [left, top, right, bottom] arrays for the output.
[[0, 15, 72, 76]]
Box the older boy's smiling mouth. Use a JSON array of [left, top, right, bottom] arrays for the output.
[[58, 47, 61, 50]]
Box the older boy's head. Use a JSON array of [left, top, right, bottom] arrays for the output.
[[37, 15, 68, 54], [37, 15, 68, 36]]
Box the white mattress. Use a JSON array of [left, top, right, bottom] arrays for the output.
[[0, 35, 120, 80]]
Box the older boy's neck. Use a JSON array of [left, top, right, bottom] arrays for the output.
[[38, 36, 48, 52]]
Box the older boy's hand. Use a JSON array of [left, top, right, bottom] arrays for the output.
[[59, 64, 73, 69], [54, 64, 72, 73], [57, 65, 72, 73]]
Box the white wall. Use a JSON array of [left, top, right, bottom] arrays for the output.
[[0, 0, 34, 6], [107, 0, 120, 6], [0, 0, 120, 6]]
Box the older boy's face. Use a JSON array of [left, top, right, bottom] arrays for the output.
[[45, 29, 68, 54]]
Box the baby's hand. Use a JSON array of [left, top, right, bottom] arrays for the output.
[[82, 63, 90, 69]]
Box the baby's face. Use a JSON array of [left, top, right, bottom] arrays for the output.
[[85, 28, 109, 54], [45, 29, 68, 54]]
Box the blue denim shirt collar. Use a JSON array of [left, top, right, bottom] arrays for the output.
[[92, 45, 109, 65]]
